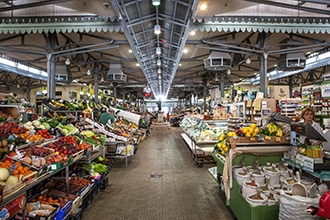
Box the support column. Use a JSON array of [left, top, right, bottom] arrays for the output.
[[259, 52, 268, 96], [47, 54, 56, 99], [113, 82, 118, 106], [122, 90, 126, 104], [93, 73, 99, 103], [231, 85, 235, 102], [258, 32, 268, 97], [202, 79, 207, 113], [26, 78, 31, 102], [288, 76, 293, 98], [220, 72, 225, 98]]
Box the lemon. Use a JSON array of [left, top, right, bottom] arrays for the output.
[[250, 123, 257, 129], [227, 132, 235, 137], [242, 127, 249, 134], [253, 127, 259, 134], [245, 132, 251, 137], [219, 133, 226, 141]]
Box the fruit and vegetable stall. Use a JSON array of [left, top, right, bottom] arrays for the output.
[[180, 113, 330, 220], [0, 103, 144, 220]]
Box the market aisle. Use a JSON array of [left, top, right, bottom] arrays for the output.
[[82, 123, 236, 220]]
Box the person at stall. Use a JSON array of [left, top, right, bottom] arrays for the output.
[[99, 106, 116, 125], [301, 107, 323, 145]]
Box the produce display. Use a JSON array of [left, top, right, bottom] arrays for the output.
[[0, 101, 145, 220], [179, 116, 226, 141], [25, 202, 58, 218], [44, 136, 84, 163], [0, 160, 35, 194], [10, 147, 52, 169], [0, 112, 11, 122], [42, 98, 101, 112], [214, 122, 289, 155], [227, 123, 260, 138], [260, 122, 283, 137]]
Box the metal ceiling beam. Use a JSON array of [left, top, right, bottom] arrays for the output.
[[0, 0, 73, 13], [297, 0, 330, 5], [243, 0, 330, 15]]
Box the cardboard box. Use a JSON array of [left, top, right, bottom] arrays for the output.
[[269, 85, 290, 100], [262, 98, 276, 112], [0, 193, 26, 219]]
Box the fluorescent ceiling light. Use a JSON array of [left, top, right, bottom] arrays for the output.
[[154, 24, 161, 35], [152, 0, 160, 6], [156, 47, 161, 55]]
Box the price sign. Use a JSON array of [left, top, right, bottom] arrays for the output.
[[8, 164, 18, 174], [106, 138, 116, 142], [85, 118, 94, 125], [84, 125, 93, 129], [303, 156, 314, 172]]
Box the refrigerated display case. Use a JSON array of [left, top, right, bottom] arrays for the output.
[[180, 116, 228, 167]]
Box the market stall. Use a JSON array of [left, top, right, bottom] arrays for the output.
[[212, 113, 330, 220], [179, 116, 228, 167], [0, 98, 145, 220]]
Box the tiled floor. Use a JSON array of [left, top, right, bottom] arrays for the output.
[[82, 123, 237, 220]]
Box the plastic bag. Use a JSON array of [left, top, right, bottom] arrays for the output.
[[279, 192, 320, 220]]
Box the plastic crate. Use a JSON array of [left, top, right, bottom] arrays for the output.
[[54, 200, 73, 220], [47, 189, 81, 219], [81, 185, 100, 210], [15, 204, 59, 220], [100, 177, 108, 190], [67, 208, 83, 220]]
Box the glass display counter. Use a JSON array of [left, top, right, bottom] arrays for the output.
[[180, 116, 228, 167]]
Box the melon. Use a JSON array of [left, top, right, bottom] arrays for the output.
[[0, 168, 9, 181]]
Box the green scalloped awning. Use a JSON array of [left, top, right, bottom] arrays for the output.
[[191, 16, 330, 34], [0, 16, 123, 34]]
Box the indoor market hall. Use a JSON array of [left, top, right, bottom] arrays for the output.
[[82, 122, 236, 220]]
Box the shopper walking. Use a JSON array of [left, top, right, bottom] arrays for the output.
[[143, 110, 151, 136]]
